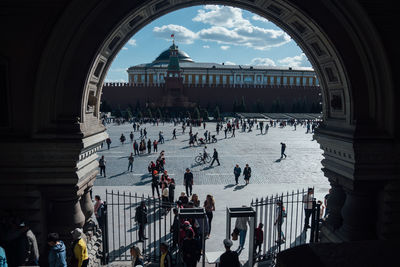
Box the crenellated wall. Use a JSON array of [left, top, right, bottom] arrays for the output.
[[101, 83, 321, 112]]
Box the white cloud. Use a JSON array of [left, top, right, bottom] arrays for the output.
[[128, 39, 137, 46], [122, 47, 128, 50], [197, 25, 291, 50], [153, 24, 197, 44], [220, 45, 230, 50], [203, 45, 210, 48], [105, 78, 127, 83], [193, 5, 251, 28], [277, 53, 308, 67], [252, 15, 269, 23], [250, 57, 276, 66], [224, 61, 236, 65], [109, 68, 127, 73]]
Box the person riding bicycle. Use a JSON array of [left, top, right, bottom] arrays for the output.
[[203, 146, 208, 164]]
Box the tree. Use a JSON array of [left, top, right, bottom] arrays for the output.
[[193, 107, 200, 120], [125, 107, 133, 120], [186, 110, 191, 119], [100, 100, 112, 113], [156, 108, 162, 119], [240, 96, 247, 112], [214, 106, 220, 120], [232, 100, 238, 113], [202, 109, 209, 120], [147, 108, 153, 119]]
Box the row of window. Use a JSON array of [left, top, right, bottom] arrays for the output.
[[130, 74, 318, 86]]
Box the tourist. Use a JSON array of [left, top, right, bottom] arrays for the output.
[[120, 133, 126, 144], [172, 128, 177, 139], [168, 178, 175, 203], [0, 245, 7, 267], [184, 168, 194, 197], [106, 137, 112, 150], [161, 182, 170, 212], [143, 128, 147, 138], [280, 142, 287, 159], [233, 164, 241, 185], [99, 155, 106, 177], [160, 242, 172, 267], [274, 199, 286, 244], [47, 233, 67, 267], [135, 201, 148, 242], [204, 195, 215, 238], [94, 195, 105, 228], [235, 209, 250, 249], [182, 230, 201, 267], [133, 140, 139, 155], [224, 127, 228, 138], [179, 192, 189, 206], [151, 170, 160, 198], [231, 126, 235, 137], [71, 228, 89, 267], [219, 239, 240, 267], [170, 209, 180, 249], [210, 148, 220, 166], [128, 153, 134, 172], [130, 246, 144, 266], [130, 131, 134, 142], [324, 189, 331, 218], [160, 170, 170, 189], [243, 164, 251, 185], [202, 146, 208, 164], [153, 139, 158, 152], [147, 139, 151, 154], [191, 194, 200, 207], [254, 223, 264, 254], [303, 188, 314, 229]]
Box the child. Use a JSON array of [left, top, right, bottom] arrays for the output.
[[255, 223, 264, 254]]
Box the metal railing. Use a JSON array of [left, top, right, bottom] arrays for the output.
[[250, 189, 321, 264], [102, 190, 177, 263]]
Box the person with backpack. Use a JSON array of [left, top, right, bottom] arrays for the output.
[[274, 199, 286, 244], [120, 133, 126, 145], [160, 242, 172, 267], [135, 201, 148, 242], [133, 140, 139, 155], [71, 228, 89, 267], [47, 233, 67, 267]]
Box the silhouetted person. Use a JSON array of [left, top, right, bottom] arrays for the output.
[[210, 148, 220, 166]]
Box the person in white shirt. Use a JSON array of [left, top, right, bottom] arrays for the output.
[[302, 188, 314, 229]]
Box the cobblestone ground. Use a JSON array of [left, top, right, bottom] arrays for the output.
[[93, 121, 329, 265], [95, 122, 325, 186]]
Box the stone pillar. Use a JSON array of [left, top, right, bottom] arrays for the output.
[[49, 194, 86, 232], [80, 187, 94, 220], [324, 172, 346, 230], [337, 186, 378, 241]]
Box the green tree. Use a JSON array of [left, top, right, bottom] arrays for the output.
[[193, 107, 200, 120], [156, 108, 162, 119], [147, 108, 153, 119], [125, 107, 133, 120], [202, 109, 209, 120], [214, 106, 220, 120]]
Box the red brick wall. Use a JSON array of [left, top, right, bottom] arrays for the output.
[[101, 83, 321, 112]]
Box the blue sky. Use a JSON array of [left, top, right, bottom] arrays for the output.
[[105, 5, 311, 82]]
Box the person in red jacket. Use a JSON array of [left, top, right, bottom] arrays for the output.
[[255, 223, 264, 255]]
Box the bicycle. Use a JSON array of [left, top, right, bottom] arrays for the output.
[[195, 153, 211, 164]]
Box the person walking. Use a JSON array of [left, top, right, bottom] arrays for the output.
[[184, 168, 193, 196], [254, 223, 264, 255], [153, 139, 158, 152], [303, 188, 314, 229], [120, 133, 126, 145], [47, 233, 67, 267], [182, 230, 201, 267], [130, 246, 144, 266], [231, 127, 235, 137], [94, 195, 105, 228], [135, 201, 148, 242], [172, 128, 177, 139], [204, 195, 215, 238], [243, 164, 251, 185], [130, 131, 134, 142], [99, 155, 106, 177], [210, 148, 220, 166], [168, 178, 175, 204], [71, 228, 89, 267], [235, 212, 250, 250], [106, 137, 111, 150], [128, 153, 134, 172], [274, 200, 286, 244], [219, 239, 240, 267], [280, 142, 287, 159], [233, 164, 241, 185]]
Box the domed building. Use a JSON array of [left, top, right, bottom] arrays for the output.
[[127, 46, 319, 87]]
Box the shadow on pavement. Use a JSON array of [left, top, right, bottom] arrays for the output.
[[233, 184, 247, 191], [109, 171, 127, 179], [224, 184, 236, 189]]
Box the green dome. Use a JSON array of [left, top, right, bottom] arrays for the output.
[[153, 48, 194, 64]]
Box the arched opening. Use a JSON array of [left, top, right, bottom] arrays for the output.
[[0, 0, 397, 266]]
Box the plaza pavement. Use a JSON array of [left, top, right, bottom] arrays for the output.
[[93, 121, 329, 265]]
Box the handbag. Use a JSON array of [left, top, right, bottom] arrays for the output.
[[231, 227, 240, 240]]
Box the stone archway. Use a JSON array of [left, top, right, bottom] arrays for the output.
[[1, 0, 398, 263]]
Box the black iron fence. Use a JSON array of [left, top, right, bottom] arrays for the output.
[[250, 189, 321, 263], [102, 190, 177, 263]]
